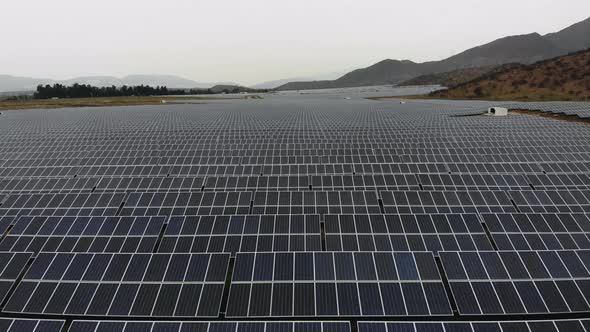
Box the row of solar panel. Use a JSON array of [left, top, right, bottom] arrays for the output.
[[2, 317, 589, 332], [2, 214, 590, 255], [5, 143, 589, 155], [441, 250, 590, 315], [1, 161, 589, 178], [14, 124, 583, 135], [4, 250, 590, 318], [0, 215, 165, 256], [359, 320, 590, 332], [4, 124, 587, 141], [4, 213, 583, 238], [3, 157, 590, 173], [3, 253, 229, 317], [2, 131, 586, 142], [14, 153, 590, 170], [4, 173, 590, 194], [17, 134, 584, 144], [3, 138, 588, 148], [6, 144, 590, 160], [3, 190, 590, 217]]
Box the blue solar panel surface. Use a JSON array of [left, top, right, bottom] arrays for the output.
[[0, 95, 590, 329]]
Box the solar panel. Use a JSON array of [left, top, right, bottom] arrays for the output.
[[69, 321, 351, 332], [325, 214, 492, 253], [159, 215, 321, 255], [0, 215, 165, 255], [0, 193, 126, 217], [3, 252, 230, 317], [0, 252, 33, 303], [0, 216, 14, 237], [359, 320, 590, 332], [440, 250, 590, 315], [482, 213, 590, 250], [0, 318, 64, 332], [252, 191, 381, 215], [380, 190, 517, 214], [226, 251, 452, 317], [120, 191, 252, 216]]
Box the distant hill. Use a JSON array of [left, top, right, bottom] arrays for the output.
[[277, 16, 590, 91], [430, 48, 590, 101], [433, 33, 564, 69], [545, 17, 590, 53], [0, 74, 235, 92], [0, 75, 53, 93], [273, 80, 336, 91], [199, 85, 269, 94], [252, 78, 308, 90], [251, 71, 348, 89], [398, 66, 497, 87]]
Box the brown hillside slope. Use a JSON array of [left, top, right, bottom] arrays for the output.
[[430, 49, 590, 101], [398, 66, 498, 88]]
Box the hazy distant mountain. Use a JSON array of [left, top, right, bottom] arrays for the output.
[[0, 75, 54, 92], [277, 16, 590, 91], [251, 78, 305, 90], [0, 74, 235, 92], [251, 71, 349, 89]]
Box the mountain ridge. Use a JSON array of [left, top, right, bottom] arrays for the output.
[[277, 17, 590, 91]]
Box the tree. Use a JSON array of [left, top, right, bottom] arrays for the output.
[[473, 86, 484, 97]]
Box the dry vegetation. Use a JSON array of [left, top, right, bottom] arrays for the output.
[[0, 95, 249, 111], [430, 49, 590, 101], [398, 66, 499, 88]]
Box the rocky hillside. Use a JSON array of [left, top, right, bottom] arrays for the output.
[[430, 49, 590, 101], [398, 66, 498, 88]]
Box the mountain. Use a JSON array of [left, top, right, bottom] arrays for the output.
[[0, 75, 54, 92], [398, 66, 499, 88], [205, 85, 270, 94], [58, 75, 215, 89], [333, 60, 427, 87], [272, 80, 336, 91], [434, 33, 564, 69], [252, 78, 312, 90], [0, 74, 234, 92], [277, 17, 590, 91], [430, 48, 590, 101], [276, 60, 430, 91], [545, 17, 590, 53], [251, 71, 349, 89]]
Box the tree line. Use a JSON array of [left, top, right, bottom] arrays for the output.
[[33, 83, 272, 99], [34, 83, 178, 99]]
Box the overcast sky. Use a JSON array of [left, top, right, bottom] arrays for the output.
[[1, 0, 589, 85]]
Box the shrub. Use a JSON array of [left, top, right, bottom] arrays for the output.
[[473, 87, 484, 97]]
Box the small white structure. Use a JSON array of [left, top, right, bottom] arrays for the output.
[[487, 107, 508, 116]]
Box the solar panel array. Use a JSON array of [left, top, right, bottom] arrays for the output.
[[227, 251, 451, 317], [1, 97, 590, 330], [359, 320, 590, 332]]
